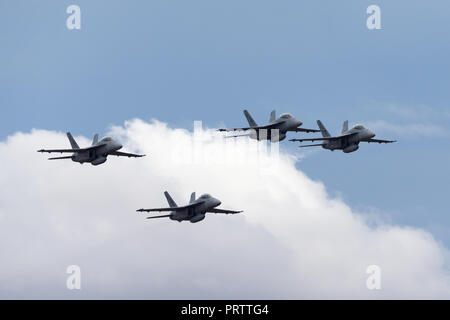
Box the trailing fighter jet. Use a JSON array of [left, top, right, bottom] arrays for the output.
[[38, 132, 145, 165], [137, 191, 243, 223], [217, 109, 319, 142], [290, 120, 396, 153]]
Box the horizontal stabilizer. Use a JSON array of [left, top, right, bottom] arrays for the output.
[[146, 214, 171, 220], [298, 143, 326, 148], [224, 133, 252, 138], [48, 156, 73, 160]]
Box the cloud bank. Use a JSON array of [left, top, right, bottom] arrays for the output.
[[0, 119, 449, 299]]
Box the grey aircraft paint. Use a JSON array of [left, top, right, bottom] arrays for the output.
[[137, 191, 243, 223], [38, 132, 145, 166], [290, 120, 396, 153], [218, 110, 319, 142]]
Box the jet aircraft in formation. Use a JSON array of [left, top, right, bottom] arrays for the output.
[[38, 132, 145, 166], [217, 110, 396, 153], [289, 120, 396, 153], [137, 191, 243, 223], [36, 110, 396, 224]]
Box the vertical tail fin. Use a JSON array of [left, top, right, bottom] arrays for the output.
[[243, 110, 258, 127], [66, 132, 80, 149], [164, 191, 178, 208], [189, 192, 196, 204], [92, 134, 99, 146], [316, 120, 331, 137], [269, 110, 276, 123], [341, 120, 348, 134]]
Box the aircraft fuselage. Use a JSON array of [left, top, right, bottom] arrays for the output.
[[249, 117, 303, 142], [323, 128, 375, 153], [170, 197, 222, 223], [72, 140, 123, 165]]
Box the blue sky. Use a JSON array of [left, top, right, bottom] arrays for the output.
[[1, 0, 450, 245]]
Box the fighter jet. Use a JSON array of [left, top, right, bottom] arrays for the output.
[[217, 109, 319, 142], [38, 132, 145, 165], [137, 191, 243, 223], [290, 120, 396, 153]]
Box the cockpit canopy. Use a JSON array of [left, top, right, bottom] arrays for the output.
[[101, 137, 114, 142], [199, 194, 212, 199], [353, 125, 366, 130], [279, 113, 292, 119]]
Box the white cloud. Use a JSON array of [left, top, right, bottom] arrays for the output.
[[367, 120, 448, 138], [384, 104, 436, 120], [0, 119, 449, 299], [359, 102, 449, 138]]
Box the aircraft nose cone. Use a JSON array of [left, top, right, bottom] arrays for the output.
[[216, 200, 222, 207]]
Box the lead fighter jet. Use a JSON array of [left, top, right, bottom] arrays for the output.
[[290, 120, 396, 153], [38, 132, 145, 166], [218, 109, 319, 142], [137, 191, 243, 223]]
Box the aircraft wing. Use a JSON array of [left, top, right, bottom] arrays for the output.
[[38, 144, 106, 154], [207, 208, 243, 214], [217, 122, 285, 132], [365, 138, 397, 144], [289, 127, 321, 133], [137, 201, 205, 213], [109, 151, 146, 158], [290, 132, 356, 143], [38, 148, 79, 153]]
